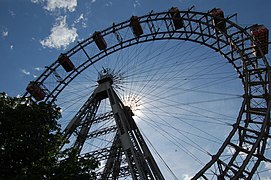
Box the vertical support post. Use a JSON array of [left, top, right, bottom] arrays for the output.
[[63, 70, 165, 179], [107, 86, 165, 180]]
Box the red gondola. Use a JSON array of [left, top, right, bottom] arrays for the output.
[[93, 31, 107, 50], [130, 16, 143, 37], [26, 81, 46, 101], [169, 7, 184, 30], [58, 54, 75, 72], [210, 8, 226, 34], [250, 24, 269, 57]]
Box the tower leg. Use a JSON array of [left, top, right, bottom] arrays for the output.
[[107, 86, 165, 180], [62, 75, 165, 179]]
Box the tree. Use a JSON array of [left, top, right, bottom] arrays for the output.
[[53, 149, 99, 179], [0, 93, 98, 179]]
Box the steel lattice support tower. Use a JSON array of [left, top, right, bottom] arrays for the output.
[[63, 70, 165, 179], [24, 7, 271, 178]]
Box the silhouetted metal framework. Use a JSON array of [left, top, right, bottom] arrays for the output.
[[25, 6, 271, 179], [62, 72, 165, 179]]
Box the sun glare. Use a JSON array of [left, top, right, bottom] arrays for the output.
[[122, 95, 144, 119]]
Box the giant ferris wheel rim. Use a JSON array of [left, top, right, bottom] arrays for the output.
[[27, 8, 269, 103], [24, 7, 271, 179]]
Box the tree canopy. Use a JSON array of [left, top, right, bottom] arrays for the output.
[[0, 93, 98, 179]]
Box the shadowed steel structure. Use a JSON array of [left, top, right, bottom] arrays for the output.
[[25, 6, 270, 179]]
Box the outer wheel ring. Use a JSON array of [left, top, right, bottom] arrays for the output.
[[25, 8, 271, 179]]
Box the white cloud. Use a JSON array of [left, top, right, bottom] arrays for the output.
[[262, 177, 271, 180], [2, 31, 8, 37], [105, 1, 112, 7], [183, 174, 193, 180], [91, 0, 96, 3], [82, 22, 87, 28], [10, 45, 14, 50], [34, 67, 43, 71], [265, 161, 271, 171], [31, 0, 77, 12], [8, 10, 16, 17], [133, 0, 141, 8], [227, 145, 248, 158], [44, 0, 77, 12], [40, 16, 78, 49], [31, 0, 44, 3], [21, 69, 30, 75], [73, 13, 88, 28], [227, 146, 235, 155], [74, 13, 84, 24]]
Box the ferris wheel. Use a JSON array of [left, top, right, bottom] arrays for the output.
[[25, 7, 271, 179]]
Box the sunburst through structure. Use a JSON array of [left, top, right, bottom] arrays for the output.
[[25, 7, 270, 179]]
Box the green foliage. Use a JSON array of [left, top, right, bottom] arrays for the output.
[[53, 149, 99, 179], [0, 93, 98, 179]]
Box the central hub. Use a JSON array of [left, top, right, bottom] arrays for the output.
[[97, 68, 114, 84]]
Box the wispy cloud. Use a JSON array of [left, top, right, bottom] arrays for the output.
[[91, 0, 96, 3], [1, 26, 9, 39], [8, 10, 16, 17], [264, 161, 271, 171], [31, 0, 77, 12], [2, 31, 8, 38], [34, 67, 43, 71], [73, 13, 88, 28], [227, 145, 249, 159], [183, 174, 193, 180], [10, 45, 14, 50], [74, 13, 84, 24], [133, 0, 141, 8], [45, 0, 77, 12], [31, 0, 43, 3], [105, 1, 113, 7], [21, 68, 40, 77], [40, 16, 78, 49], [262, 176, 271, 180], [21, 69, 31, 75]]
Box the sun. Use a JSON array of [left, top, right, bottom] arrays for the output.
[[122, 95, 144, 118]]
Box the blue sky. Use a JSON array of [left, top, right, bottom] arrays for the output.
[[0, 0, 270, 96], [1, 0, 271, 179]]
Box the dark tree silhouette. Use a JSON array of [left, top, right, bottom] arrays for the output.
[[0, 93, 98, 179]]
